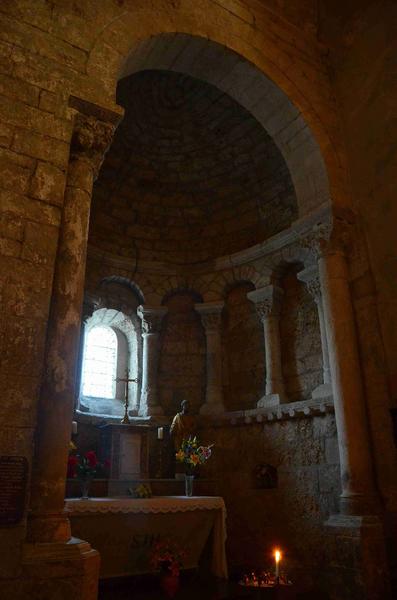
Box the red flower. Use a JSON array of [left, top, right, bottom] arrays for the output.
[[67, 455, 78, 478], [85, 451, 98, 468]]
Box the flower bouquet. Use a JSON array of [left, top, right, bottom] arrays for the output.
[[150, 539, 186, 577], [175, 436, 213, 495], [67, 450, 102, 498]]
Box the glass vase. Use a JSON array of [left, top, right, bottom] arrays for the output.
[[185, 474, 194, 497], [79, 478, 91, 499]]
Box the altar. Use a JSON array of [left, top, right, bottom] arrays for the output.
[[65, 496, 228, 580]]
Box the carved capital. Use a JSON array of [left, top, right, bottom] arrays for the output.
[[297, 265, 321, 302], [195, 302, 224, 333], [137, 305, 167, 334], [247, 285, 284, 320], [301, 216, 353, 262], [70, 113, 116, 177]]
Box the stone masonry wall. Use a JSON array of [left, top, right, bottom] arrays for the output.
[[0, 0, 395, 593], [222, 283, 265, 411], [88, 69, 298, 265], [280, 268, 323, 402], [158, 293, 206, 416], [200, 415, 341, 575]]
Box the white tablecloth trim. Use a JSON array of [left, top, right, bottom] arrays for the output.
[[65, 495, 228, 578], [65, 496, 225, 515]]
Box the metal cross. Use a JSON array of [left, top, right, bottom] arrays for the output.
[[114, 368, 137, 425]]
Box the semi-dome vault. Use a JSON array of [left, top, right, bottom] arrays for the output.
[[89, 69, 298, 265]]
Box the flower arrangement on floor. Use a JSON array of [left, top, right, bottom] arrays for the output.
[[175, 436, 213, 475], [150, 539, 186, 577]]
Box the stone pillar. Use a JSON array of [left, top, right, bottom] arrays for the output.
[[297, 265, 332, 399], [25, 102, 119, 598], [195, 302, 225, 415], [306, 223, 380, 516], [137, 306, 167, 416], [306, 220, 389, 599], [247, 286, 286, 407]]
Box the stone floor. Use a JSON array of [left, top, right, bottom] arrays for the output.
[[98, 573, 328, 599]]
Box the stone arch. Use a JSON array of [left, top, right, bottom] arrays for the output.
[[161, 287, 203, 306], [99, 276, 145, 305], [85, 4, 349, 217], [116, 34, 327, 217], [79, 308, 141, 416]]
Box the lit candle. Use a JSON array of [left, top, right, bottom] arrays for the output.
[[157, 427, 164, 440], [72, 421, 78, 435], [274, 549, 281, 579]]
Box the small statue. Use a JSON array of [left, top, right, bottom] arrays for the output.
[[170, 400, 196, 451]]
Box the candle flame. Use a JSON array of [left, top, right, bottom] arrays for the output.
[[274, 549, 281, 563]]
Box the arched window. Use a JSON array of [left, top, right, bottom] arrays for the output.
[[82, 326, 118, 399]]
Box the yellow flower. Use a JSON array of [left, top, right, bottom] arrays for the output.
[[190, 454, 200, 466], [69, 440, 77, 451], [176, 450, 185, 462]]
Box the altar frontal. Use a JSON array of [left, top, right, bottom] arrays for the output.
[[66, 496, 227, 580]]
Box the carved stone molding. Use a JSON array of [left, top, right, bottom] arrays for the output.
[[195, 302, 224, 332], [297, 265, 321, 302], [247, 285, 284, 320], [70, 113, 117, 177], [301, 215, 354, 262], [137, 305, 167, 334]]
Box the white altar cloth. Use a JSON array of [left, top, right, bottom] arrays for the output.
[[65, 496, 227, 579]]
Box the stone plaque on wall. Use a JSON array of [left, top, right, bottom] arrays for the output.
[[0, 456, 28, 526]]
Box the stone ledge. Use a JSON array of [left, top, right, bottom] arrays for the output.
[[200, 396, 334, 427]]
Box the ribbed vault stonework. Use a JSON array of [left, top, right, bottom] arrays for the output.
[[89, 69, 298, 265]]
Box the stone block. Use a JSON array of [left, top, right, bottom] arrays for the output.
[[0, 94, 73, 142], [325, 437, 340, 465], [0, 237, 21, 258], [0, 369, 40, 427], [318, 465, 340, 493], [2, 315, 47, 376], [0, 120, 14, 147], [13, 128, 69, 168], [0, 73, 40, 107], [0, 189, 61, 226], [0, 154, 32, 194], [30, 161, 66, 206], [21, 221, 58, 266], [0, 211, 23, 241]]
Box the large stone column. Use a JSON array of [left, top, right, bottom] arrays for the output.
[[297, 265, 332, 399], [306, 221, 389, 599], [308, 223, 380, 516], [247, 286, 286, 407], [195, 302, 225, 415], [137, 306, 167, 416], [25, 102, 119, 597]]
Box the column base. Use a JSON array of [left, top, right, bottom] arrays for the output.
[[312, 383, 332, 400], [17, 536, 100, 600], [323, 513, 390, 600], [200, 402, 225, 416], [339, 491, 381, 516], [257, 393, 286, 408]]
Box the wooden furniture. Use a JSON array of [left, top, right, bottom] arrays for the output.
[[100, 424, 149, 480]]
